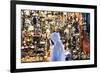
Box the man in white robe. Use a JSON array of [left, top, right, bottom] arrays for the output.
[[50, 32, 65, 61]]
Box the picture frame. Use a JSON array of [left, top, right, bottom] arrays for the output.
[[10, 0, 97, 72]]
